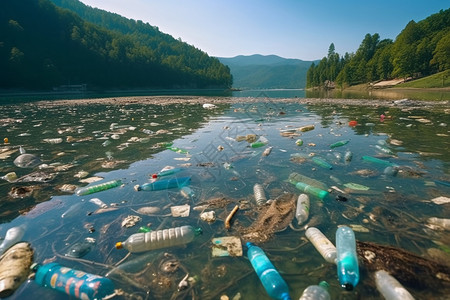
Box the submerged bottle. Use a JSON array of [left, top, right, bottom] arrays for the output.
[[0, 224, 26, 256], [157, 167, 183, 177], [361, 155, 396, 167], [253, 184, 267, 206], [134, 176, 191, 191], [305, 227, 336, 264], [246, 242, 292, 300], [116, 225, 202, 253], [295, 194, 310, 225], [180, 186, 196, 201], [336, 226, 359, 290], [299, 281, 331, 300], [311, 157, 333, 170], [294, 181, 329, 200], [33, 262, 115, 300], [375, 270, 415, 300], [76, 179, 122, 196]]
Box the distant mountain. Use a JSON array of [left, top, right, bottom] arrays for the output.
[[217, 54, 318, 89]]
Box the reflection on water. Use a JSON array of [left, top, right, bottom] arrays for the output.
[[0, 98, 449, 299]]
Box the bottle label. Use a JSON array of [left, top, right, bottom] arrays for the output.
[[50, 274, 58, 288]]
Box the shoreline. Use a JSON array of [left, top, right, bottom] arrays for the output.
[[30, 95, 450, 109]]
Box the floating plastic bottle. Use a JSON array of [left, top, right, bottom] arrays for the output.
[[375, 270, 415, 300], [33, 262, 115, 300], [299, 281, 331, 300], [288, 172, 328, 191], [305, 227, 336, 264], [0, 224, 26, 256], [76, 179, 122, 196], [312, 157, 333, 170], [294, 181, 329, 200], [295, 194, 310, 225], [253, 184, 267, 206], [330, 140, 349, 149], [246, 242, 292, 300], [134, 176, 191, 191], [336, 226, 359, 290], [116, 225, 202, 253]]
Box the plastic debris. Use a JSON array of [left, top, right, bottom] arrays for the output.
[[200, 211, 216, 223], [0, 242, 33, 298], [211, 236, 242, 257], [171, 204, 190, 217], [121, 215, 142, 228]]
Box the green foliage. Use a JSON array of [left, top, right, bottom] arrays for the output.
[[0, 0, 232, 90], [307, 9, 450, 88], [397, 70, 450, 88]]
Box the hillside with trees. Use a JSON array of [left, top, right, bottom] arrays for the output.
[[0, 0, 232, 91], [306, 9, 450, 89], [218, 54, 316, 89]]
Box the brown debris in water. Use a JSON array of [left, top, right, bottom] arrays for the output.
[[240, 193, 296, 243], [357, 240, 450, 290]]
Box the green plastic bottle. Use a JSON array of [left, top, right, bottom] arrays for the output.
[[76, 179, 122, 196]]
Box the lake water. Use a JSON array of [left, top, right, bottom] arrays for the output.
[[0, 97, 449, 299]]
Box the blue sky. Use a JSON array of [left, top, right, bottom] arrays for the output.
[[79, 0, 449, 61]]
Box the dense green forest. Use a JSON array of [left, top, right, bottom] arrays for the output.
[[306, 9, 450, 88], [0, 0, 232, 90]]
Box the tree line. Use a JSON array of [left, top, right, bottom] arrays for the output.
[[0, 0, 232, 90], [306, 8, 449, 88]]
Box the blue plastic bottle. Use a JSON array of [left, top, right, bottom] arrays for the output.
[[134, 176, 191, 191], [34, 262, 115, 299], [246, 242, 291, 300], [335, 226, 360, 290]]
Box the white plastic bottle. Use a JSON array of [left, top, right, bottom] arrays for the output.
[[305, 227, 336, 264], [299, 281, 331, 300], [253, 184, 267, 206], [116, 225, 201, 253], [296, 194, 310, 225], [375, 270, 415, 300], [0, 224, 26, 256]]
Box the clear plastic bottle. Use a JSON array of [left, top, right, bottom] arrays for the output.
[[336, 226, 359, 290], [116, 225, 201, 253], [295, 194, 310, 225], [299, 281, 331, 300], [246, 242, 292, 300], [374, 270, 415, 300], [76, 179, 122, 196], [180, 186, 196, 200], [33, 262, 115, 300], [294, 181, 329, 200], [253, 184, 267, 206], [305, 227, 336, 264], [0, 224, 26, 256], [134, 177, 191, 191]]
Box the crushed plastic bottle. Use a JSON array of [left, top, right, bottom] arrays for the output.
[[76, 179, 122, 196], [116, 225, 202, 253], [295, 194, 310, 225], [336, 226, 359, 290], [246, 242, 292, 300], [253, 183, 267, 206], [374, 270, 415, 300], [299, 281, 331, 300], [33, 262, 115, 300], [305, 227, 337, 264]]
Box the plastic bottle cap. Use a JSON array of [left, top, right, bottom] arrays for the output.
[[115, 242, 123, 249], [343, 283, 353, 291], [152, 174, 158, 179]]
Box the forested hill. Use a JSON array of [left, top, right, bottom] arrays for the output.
[[0, 0, 232, 91], [218, 55, 316, 89], [307, 8, 450, 88]]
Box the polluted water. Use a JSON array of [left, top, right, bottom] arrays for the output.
[[0, 98, 448, 299]]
